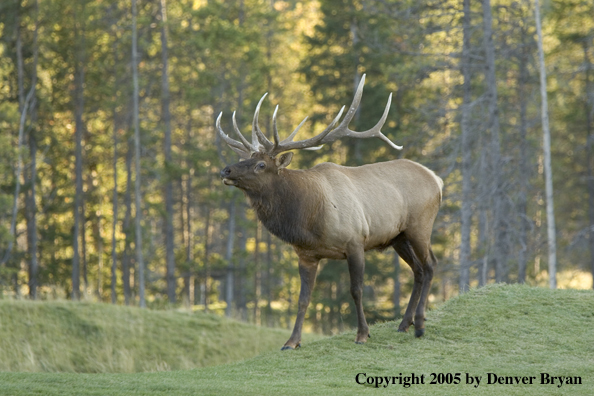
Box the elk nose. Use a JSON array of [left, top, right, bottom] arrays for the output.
[[221, 167, 232, 178]]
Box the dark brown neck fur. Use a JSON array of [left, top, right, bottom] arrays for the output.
[[244, 169, 325, 249]]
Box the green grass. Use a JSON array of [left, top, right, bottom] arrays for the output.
[[0, 299, 320, 373], [1, 284, 593, 395]]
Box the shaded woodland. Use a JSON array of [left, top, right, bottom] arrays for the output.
[[1, 0, 593, 334]]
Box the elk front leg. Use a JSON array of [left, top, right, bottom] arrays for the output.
[[347, 247, 370, 344], [282, 257, 319, 350]]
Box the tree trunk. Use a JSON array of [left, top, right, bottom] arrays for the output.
[[2, 9, 36, 268], [25, 1, 40, 299], [180, 174, 189, 305], [72, 4, 86, 300], [481, 0, 505, 283], [350, 20, 363, 164], [81, 194, 88, 296], [225, 199, 236, 317], [237, 204, 248, 321], [285, 256, 292, 329], [517, 32, 530, 284], [266, 230, 273, 326], [459, 0, 473, 293], [583, 42, 594, 289], [92, 215, 104, 299], [203, 205, 211, 312], [109, 5, 120, 305], [534, 0, 557, 288], [193, 276, 200, 308], [86, 152, 105, 299], [26, 133, 39, 299], [477, 147, 489, 286], [159, 0, 176, 304], [254, 222, 261, 325], [132, 0, 146, 306], [122, 135, 133, 305], [393, 253, 400, 316], [183, 116, 194, 304], [111, 113, 119, 303]]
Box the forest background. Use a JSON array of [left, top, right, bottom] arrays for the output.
[[1, 0, 593, 335]]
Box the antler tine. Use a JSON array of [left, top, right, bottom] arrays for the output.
[[271, 105, 345, 155], [312, 74, 366, 143], [216, 112, 252, 159], [252, 93, 274, 151], [317, 105, 345, 137], [311, 75, 402, 150], [232, 111, 254, 151], [319, 91, 402, 150], [272, 105, 281, 148], [366, 93, 403, 150], [281, 115, 308, 144], [338, 73, 366, 132]]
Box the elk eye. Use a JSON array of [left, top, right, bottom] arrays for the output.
[[257, 162, 266, 170]]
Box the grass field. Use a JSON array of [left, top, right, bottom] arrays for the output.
[[1, 284, 593, 395], [0, 299, 320, 373]]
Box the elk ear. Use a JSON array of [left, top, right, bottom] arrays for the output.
[[275, 152, 293, 170]]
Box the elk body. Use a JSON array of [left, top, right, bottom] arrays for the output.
[[218, 75, 442, 349]]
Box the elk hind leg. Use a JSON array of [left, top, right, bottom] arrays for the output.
[[347, 247, 370, 344], [393, 234, 424, 334], [412, 247, 436, 338], [282, 257, 319, 350]]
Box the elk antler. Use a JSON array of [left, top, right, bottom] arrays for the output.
[[216, 74, 402, 159], [216, 93, 275, 159], [217, 112, 251, 159], [269, 75, 401, 155]]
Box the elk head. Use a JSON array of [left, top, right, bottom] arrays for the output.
[[220, 151, 294, 191], [218, 74, 402, 189]]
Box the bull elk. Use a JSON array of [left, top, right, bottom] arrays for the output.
[[218, 75, 442, 350]]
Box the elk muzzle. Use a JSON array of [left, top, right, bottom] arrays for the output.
[[220, 166, 237, 186]]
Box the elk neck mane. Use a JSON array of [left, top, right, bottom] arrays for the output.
[[244, 168, 325, 248]]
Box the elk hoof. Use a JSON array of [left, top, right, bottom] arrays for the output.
[[355, 333, 370, 344], [398, 319, 413, 333], [281, 343, 300, 351], [415, 328, 425, 338]]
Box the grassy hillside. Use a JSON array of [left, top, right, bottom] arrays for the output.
[[1, 284, 593, 395], [0, 300, 319, 373]]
